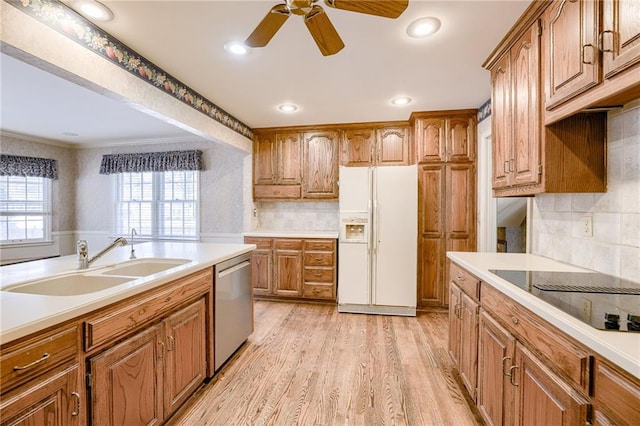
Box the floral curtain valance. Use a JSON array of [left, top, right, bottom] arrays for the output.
[[99, 150, 203, 174], [0, 154, 58, 179]]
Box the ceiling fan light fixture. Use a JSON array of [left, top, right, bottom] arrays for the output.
[[407, 17, 441, 38], [72, 0, 114, 21], [278, 103, 298, 113], [391, 96, 412, 106], [224, 41, 248, 55]]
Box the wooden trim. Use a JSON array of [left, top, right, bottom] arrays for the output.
[[253, 120, 409, 133], [409, 109, 479, 122]]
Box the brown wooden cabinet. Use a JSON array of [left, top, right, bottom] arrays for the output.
[[411, 111, 476, 164], [513, 342, 590, 426], [89, 298, 207, 425], [592, 358, 640, 426], [449, 282, 479, 402], [253, 130, 302, 200], [0, 363, 83, 426], [303, 130, 339, 199], [377, 126, 411, 166], [244, 236, 337, 301], [543, 0, 600, 109], [602, 0, 640, 78], [418, 162, 476, 307], [341, 127, 376, 167]]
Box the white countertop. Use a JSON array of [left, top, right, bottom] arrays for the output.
[[0, 242, 255, 345], [447, 252, 640, 380], [243, 230, 339, 239]]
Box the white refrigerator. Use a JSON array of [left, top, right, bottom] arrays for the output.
[[338, 165, 417, 316]]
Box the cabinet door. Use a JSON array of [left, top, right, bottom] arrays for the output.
[[415, 118, 445, 163], [491, 52, 512, 190], [544, 0, 600, 109], [253, 133, 276, 185], [602, 0, 640, 78], [274, 250, 302, 297], [446, 117, 475, 162], [251, 249, 273, 296], [377, 126, 410, 166], [478, 311, 516, 426], [448, 283, 462, 368], [163, 299, 207, 417], [276, 132, 301, 184], [90, 324, 164, 426], [459, 292, 479, 402], [342, 128, 375, 167], [0, 364, 83, 426], [513, 343, 590, 426], [418, 164, 445, 306], [302, 131, 339, 199], [511, 23, 542, 188]]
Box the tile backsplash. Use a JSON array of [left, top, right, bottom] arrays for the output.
[[532, 103, 640, 281], [253, 201, 339, 231]]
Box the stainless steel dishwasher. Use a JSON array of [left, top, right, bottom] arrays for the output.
[[214, 252, 253, 371]]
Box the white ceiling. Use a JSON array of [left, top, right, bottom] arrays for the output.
[[1, 0, 531, 146]]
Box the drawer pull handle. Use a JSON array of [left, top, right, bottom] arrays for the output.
[[315, 257, 323, 261], [13, 353, 50, 371], [501, 356, 512, 377], [456, 275, 465, 281], [164, 297, 171, 303], [314, 272, 323, 277], [511, 317, 519, 325], [71, 392, 81, 416], [509, 365, 519, 386]]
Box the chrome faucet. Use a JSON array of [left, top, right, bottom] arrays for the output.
[[77, 237, 128, 270], [129, 228, 137, 260]]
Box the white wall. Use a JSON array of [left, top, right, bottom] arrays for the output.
[[532, 102, 640, 281]]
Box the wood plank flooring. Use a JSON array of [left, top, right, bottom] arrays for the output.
[[168, 301, 480, 426]]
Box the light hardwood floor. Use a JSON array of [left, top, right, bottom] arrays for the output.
[[168, 301, 481, 426]]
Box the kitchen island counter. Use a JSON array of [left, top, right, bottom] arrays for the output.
[[447, 251, 640, 380], [0, 241, 255, 344]]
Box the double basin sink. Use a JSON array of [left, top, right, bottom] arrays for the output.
[[3, 258, 191, 296]]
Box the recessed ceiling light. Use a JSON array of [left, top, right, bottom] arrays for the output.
[[224, 41, 248, 55], [278, 104, 298, 113], [61, 131, 79, 137], [407, 17, 441, 38], [391, 97, 412, 106], [72, 0, 114, 21]]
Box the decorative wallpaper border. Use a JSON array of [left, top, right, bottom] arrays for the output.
[[6, 0, 253, 140], [477, 98, 491, 123]]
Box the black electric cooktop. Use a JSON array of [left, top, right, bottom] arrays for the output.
[[489, 270, 640, 333]]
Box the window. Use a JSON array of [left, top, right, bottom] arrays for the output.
[[114, 170, 199, 240], [0, 175, 52, 244]]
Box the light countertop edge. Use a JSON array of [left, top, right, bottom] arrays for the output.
[[243, 230, 339, 239], [447, 252, 640, 380], [0, 242, 256, 345]]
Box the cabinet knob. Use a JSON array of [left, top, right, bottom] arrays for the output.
[[511, 317, 519, 325]]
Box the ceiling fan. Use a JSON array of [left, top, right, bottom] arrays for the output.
[[245, 0, 409, 56]]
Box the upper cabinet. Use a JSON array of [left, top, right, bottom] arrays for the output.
[[303, 130, 339, 199], [341, 124, 411, 167], [538, 0, 640, 123], [253, 131, 302, 200], [411, 110, 476, 164]]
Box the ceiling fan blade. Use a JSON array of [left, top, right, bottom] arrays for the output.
[[304, 6, 345, 56], [324, 0, 408, 19], [245, 4, 290, 47]]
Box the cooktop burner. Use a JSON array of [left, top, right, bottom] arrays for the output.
[[489, 270, 640, 333]]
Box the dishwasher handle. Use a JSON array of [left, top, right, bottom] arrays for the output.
[[217, 260, 251, 278]]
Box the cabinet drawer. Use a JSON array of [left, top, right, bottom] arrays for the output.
[[84, 268, 212, 352], [303, 284, 335, 300], [304, 267, 335, 283], [593, 358, 640, 426], [304, 252, 334, 267], [274, 239, 303, 250], [480, 282, 591, 393], [304, 239, 335, 251], [450, 263, 480, 300], [244, 237, 273, 249], [254, 185, 301, 199], [1, 325, 79, 393]]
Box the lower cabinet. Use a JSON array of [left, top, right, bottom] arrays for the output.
[[245, 237, 337, 301], [89, 298, 207, 425], [449, 282, 479, 401], [0, 363, 83, 426]]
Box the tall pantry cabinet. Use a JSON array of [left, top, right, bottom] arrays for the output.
[[410, 110, 477, 308]]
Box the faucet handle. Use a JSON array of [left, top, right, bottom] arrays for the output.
[[77, 240, 88, 258]]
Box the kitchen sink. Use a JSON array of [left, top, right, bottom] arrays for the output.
[[5, 275, 134, 296], [99, 258, 191, 277]]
